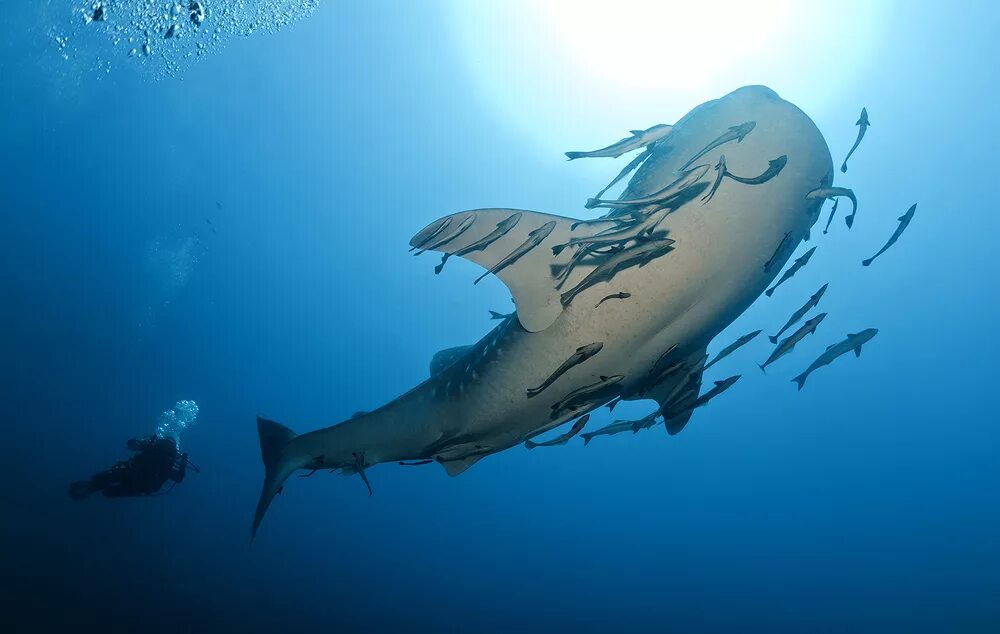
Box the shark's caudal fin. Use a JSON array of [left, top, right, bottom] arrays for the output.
[[792, 374, 808, 391], [252, 416, 300, 542]]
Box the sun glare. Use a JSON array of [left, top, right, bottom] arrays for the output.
[[450, 0, 887, 155]]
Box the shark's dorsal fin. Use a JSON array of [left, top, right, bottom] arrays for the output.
[[429, 345, 472, 376], [410, 209, 605, 332]]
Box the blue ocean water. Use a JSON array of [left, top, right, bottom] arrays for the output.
[[1, 2, 998, 632]]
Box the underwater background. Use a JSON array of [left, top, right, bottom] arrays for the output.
[[1, 2, 998, 632]]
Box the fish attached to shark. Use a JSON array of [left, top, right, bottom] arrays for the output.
[[250, 86, 837, 540]]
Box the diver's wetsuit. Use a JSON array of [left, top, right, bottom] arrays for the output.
[[69, 436, 189, 499]]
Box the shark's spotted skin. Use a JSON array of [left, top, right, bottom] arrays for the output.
[[251, 86, 836, 540]]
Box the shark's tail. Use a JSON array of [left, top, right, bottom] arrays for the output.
[[565, 151, 587, 160], [791, 373, 808, 391], [252, 416, 301, 542]]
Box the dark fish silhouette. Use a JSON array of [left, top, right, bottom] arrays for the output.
[[792, 329, 878, 390], [592, 149, 653, 200], [489, 310, 514, 320], [436, 213, 521, 274], [594, 292, 632, 308], [524, 414, 590, 449], [862, 203, 916, 266], [759, 313, 827, 372], [415, 214, 475, 256], [806, 187, 858, 228], [766, 246, 817, 297], [560, 238, 675, 307], [679, 121, 756, 172], [763, 232, 792, 272], [565, 124, 673, 160], [527, 342, 604, 398], [769, 284, 828, 343], [822, 198, 839, 234], [705, 330, 762, 370], [549, 375, 624, 419], [475, 220, 556, 284], [840, 108, 870, 173]]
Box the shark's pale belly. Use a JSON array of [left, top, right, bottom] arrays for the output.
[[252, 85, 834, 538]]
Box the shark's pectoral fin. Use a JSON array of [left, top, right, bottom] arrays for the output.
[[410, 209, 605, 332], [628, 347, 707, 436], [429, 345, 473, 376]]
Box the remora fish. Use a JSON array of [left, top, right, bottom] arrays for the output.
[[595, 292, 631, 308], [565, 124, 673, 160], [664, 375, 742, 421], [758, 313, 827, 372], [678, 121, 756, 171], [792, 329, 878, 390], [862, 203, 916, 267], [549, 375, 624, 419], [489, 310, 514, 320], [806, 187, 858, 229], [524, 414, 590, 449], [705, 155, 789, 203], [526, 342, 604, 398], [475, 221, 556, 284], [769, 284, 828, 343], [763, 232, 791, 273], [822, 198, 839, 234], [704, 330, 762, 370], [592, 149, 653, 200], [414, 214, 475, 256], [249, 86, 835, 541], [560, 238, 675, 307], [580, 420, 635, 446], [585, 165, 710, 209], [840, 107, 870, 173], [436, 213, 521, 274], [765, 247, 817, 297]]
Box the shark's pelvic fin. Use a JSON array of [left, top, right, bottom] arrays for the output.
[[410, 209, 606, 332], [439, 453, 486, 476], [429, 345, 473, 376]]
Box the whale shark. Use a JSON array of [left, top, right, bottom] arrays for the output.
[[251, 86, 835, 539]]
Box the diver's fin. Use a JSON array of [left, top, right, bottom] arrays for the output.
[[252, 416, 302, 542], [439, 453, 486, 477], [410, 209, 606, 332], [429, 345, 472, 376]]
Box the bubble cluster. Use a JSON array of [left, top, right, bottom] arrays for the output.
[[50, 1, 322, 79], [155, 399, 199, 448]]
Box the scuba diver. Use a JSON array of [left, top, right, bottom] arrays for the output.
[[69, 435, 198, 499]]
